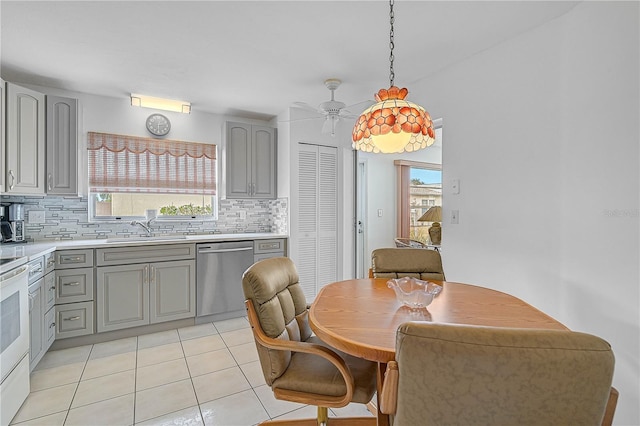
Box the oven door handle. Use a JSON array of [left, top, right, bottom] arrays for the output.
[[0, 265, 29, 282]]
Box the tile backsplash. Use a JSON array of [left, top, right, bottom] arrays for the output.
[[1, 195, 288, 242]]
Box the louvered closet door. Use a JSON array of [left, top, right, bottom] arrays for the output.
[[297, 144, 338, 300]]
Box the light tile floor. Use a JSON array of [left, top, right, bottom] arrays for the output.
[[11, 317, 373, 426]]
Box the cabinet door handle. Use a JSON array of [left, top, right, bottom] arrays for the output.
[[50, 286, 56, 290], [8, 170, 15, 190], [48, 173, 53, 191], [61, 256, 82, 262], [63, 282, 81, 286], [65, 316, 81, 321], [50, 322, 56, 328], [144, 265, 149, 285], [150, 266, 155, 284]]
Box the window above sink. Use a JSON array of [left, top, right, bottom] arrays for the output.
[[87, 132, 218, 223]]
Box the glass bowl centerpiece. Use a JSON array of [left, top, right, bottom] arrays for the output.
[[387, 277, 443, 310]]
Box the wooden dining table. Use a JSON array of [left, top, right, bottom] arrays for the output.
[[308, 278, 568, 426]]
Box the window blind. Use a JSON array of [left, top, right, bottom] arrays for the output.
[[87, 132, 216, 195]]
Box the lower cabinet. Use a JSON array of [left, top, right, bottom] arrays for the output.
[[29, 280, 43, 368], [55, 302, 94, 339], [96, 259, 195, 333]]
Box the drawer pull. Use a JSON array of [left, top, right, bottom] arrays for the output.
[[61, 256, 83, 262], [64, 282, 81, 286], [65, 316, 81, 321]]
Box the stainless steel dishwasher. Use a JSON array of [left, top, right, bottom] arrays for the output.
[[196, 241, 254, 322]]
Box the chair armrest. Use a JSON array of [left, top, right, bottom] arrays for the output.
[[245, 300, 356, 407], [601, 387, 619, 426], [380, 360, 398, 414]]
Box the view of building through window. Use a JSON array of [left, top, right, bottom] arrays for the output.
[[94, 193, 213, 218], [409, 168, 442, 244]]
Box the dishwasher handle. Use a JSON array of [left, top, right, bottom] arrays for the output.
[[197, 247, 253, 254]]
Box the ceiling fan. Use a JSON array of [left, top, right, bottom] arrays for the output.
[[291, 79, 373, 137]]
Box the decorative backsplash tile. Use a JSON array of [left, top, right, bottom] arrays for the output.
[[1, 195, 288, 242]]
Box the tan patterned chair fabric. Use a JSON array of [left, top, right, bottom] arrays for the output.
[[242, 257, 377, 406], [386, 322, 615, 426], [371, 248, 445, 281]]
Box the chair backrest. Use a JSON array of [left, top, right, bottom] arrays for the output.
[[394, 238, 426, 248], [372, 248, 445, 280], [391, 322, 615, 426], [242, 257, 312, 386]]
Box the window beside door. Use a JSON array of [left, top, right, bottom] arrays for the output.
[[409, 168, 442, 243]]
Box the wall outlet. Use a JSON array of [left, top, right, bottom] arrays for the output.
[[238, 210, 247, 220], [29, 210, 46, 224]]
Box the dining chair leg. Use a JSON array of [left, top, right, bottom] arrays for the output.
[[317, 406, 328, 425]]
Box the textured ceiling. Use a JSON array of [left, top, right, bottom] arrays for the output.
[[1, 1, 578, 120]]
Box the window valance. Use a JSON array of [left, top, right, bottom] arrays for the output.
[[88, 132, 217, 195]]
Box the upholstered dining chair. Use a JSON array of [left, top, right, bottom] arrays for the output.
[[371, 248, 445, 281], [242, 257, 377, 426], [380, 322, 618, 426]]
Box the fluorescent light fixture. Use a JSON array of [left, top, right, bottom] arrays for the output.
[[130, 93, 191, 114]]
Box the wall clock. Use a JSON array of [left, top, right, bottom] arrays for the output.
[[146, 113, 171, 136]]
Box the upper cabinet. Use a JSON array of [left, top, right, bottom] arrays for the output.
[[226, 121, 277, 199], [46, 95, 78, 195], [5, 82, 45, 194], [1, 79, 5, 192], [2, 82, 79, 196]]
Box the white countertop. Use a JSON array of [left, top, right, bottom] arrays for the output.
[[0, 233, 288, 267]]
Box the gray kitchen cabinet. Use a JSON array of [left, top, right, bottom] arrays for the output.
[[28, 254, 58, 371], [55, 301, 94, 339], [149, 259, 196, 323], [226, 122, 276, 199], [96, 263, 149, 332], [5, 82, 45, 194], [54, 249, 95, 340], [96, 260, 196, 332], [96, 245, 196, 333], [44, 307, 56, 349], [46, 95, 78, 195], [253, 238, 287, 262], [55, 267, 94, 304], [55, 249, 94, 269], [43, 270, 56, 312], [1, 78, 5, 191], [29, 277, 44, 369]]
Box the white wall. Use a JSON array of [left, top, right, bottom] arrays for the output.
[[359, 139, 442, 272], [408, 3, 638, 423]]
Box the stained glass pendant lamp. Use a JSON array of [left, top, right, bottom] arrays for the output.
[[352, 0, 436, 154]]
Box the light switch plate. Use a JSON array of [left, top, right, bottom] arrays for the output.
[[451, 210, 459, 224], [238, 210, 247, 220], [378, 209, 383, 217], [452, 179, 460, 194], [29, 210, 46, 224]]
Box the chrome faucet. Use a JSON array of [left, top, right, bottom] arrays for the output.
[[130, 220, 153, 237]]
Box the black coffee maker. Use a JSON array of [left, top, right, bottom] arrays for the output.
[[1, 203, 25, 243]]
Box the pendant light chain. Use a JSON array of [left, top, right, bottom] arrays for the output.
[[389, 0, 395, 87]]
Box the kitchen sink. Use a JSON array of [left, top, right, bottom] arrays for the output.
[[106, 236, 188, 243]]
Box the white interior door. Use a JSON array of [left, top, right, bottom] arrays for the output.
[[296, 143, 338, 300], [355, 158, 367, 278]]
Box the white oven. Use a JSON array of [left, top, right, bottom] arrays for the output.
[[1, 259, 30, 426]]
